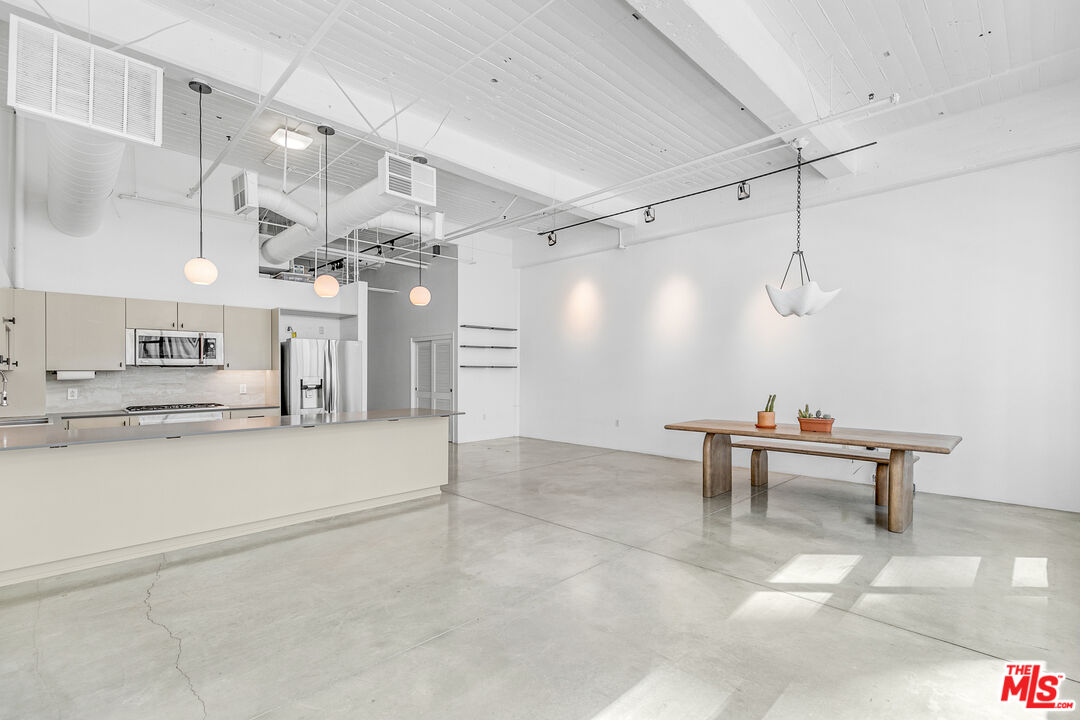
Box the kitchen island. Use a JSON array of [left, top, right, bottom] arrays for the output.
[[0, 409, 458, 586]]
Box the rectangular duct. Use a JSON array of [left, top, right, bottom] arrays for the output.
[[7, 15, 164, 146]]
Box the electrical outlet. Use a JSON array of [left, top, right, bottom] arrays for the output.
[[67, 388, 78, 400], [318, 325, 325, 336], [239, 384, 248, 395], [615, 419, 620, 427]]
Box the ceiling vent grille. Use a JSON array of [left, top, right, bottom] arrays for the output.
[[379, 153, 436, 207], [7, 16, 164, 146]]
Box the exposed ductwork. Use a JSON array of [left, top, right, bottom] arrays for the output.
[[46, 123, 126, 237], [258, 186, 319, 230], [259, 153, 441, 265]]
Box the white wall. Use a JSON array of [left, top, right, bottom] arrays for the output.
[[456, 233, 520, 442], [520, 150, 1080, 513]]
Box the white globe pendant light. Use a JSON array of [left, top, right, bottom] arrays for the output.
[[185, 80, 218, 285], [765, 138, 840, 317], [410, 207, 431, 306], [313, 125, 339, 298]]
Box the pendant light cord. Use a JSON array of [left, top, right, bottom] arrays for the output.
[[198, 89, 204, 258], [323, 132, 329, 277], [418, 208, 423, 288]]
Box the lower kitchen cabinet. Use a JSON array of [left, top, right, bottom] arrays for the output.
[[46, 293, 126, 371], [66, 416, 129, 430], [223, 306, 272, 370]]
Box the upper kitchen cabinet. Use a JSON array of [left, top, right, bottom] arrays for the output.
[[0, 289, 47, 417], [223, 306, 272, 370], [178, 303, 223, 332], [126, 298, 177, 329], [46, 293, 126, 371]]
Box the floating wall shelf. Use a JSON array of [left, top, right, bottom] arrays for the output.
[[460, 365, 518, 369], [460, 345, 518, 350], [460, 324, 517, 331]]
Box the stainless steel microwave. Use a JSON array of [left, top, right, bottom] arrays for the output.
[[125, 329, 225, 367]]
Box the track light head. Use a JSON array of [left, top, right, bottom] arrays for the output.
[[643, 206, 656, 223], [547, 232, 557, 247], [737, 181, 750, 201]]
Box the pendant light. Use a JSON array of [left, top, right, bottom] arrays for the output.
[[409, 207, 431, 306], [313, 125, 340, 298], [184, 80, 218, 286], [765, 138, 840, 317]]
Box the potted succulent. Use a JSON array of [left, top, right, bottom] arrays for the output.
[[756, 394, 777, 429], [797, 404, 834, 432]]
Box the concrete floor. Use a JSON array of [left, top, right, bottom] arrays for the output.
[[1, 437, 1077, 719]]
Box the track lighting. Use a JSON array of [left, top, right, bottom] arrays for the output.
[[643, 206, 656, 223], [737, 181, 750, 201], [547, 232, 557, 247]]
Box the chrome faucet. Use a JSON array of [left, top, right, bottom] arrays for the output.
[[0, 369, 7, 406]]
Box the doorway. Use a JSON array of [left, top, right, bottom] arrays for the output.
[[411, 334, 455, 441]]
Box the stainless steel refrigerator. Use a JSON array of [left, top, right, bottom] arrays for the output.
[[281, 338, 363, 415]]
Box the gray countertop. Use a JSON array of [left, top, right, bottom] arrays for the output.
[[0, 408, 461, 452]]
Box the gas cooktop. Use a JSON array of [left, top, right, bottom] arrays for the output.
[[125, 402, 226, 413]]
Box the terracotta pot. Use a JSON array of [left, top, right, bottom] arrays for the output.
[[798, 417, 835, 433], [756, 411, 776, 429]]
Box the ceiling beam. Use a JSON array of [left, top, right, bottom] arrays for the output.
[[626, 0, 857, 178]]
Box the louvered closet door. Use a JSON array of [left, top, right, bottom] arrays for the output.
[[431, 339, 453, 412], [414, 341, 434, 408]]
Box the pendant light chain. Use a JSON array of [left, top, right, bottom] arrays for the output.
[[795, 147, 802, 254]]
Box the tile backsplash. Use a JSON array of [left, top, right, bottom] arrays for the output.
[[46, 368, 276, 412]]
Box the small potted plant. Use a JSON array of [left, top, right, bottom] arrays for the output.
[[797, 404, 834, 432], [756, 394, 776, 429]]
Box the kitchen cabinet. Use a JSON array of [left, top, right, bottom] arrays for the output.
[[46, 293, 126, 371], [0, 289, 46, 417], [177, 303, 223, 332], [223, 306, 272, 370], [126, 299, 177, 329], [66, 415, 129, 430], [228, 407, 280, 420]]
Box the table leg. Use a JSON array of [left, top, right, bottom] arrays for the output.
[[887, 449, 914, 533], [750, 448, 768, 487], [874, 464, 888, 506], [702, 433, 732, 497]]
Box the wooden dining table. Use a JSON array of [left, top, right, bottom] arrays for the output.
[[664, 420, 962, 533]]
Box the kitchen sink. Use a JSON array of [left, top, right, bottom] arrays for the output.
[[0, 416, 52, 428]]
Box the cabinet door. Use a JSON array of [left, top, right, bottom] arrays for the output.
[[126, 299, 177, 329], [0, 290, 46, 417], [223, 306, 271, 370], [177, 303, 224, 332], [46, 293, 126, 371], [67, 415, 128, 430]]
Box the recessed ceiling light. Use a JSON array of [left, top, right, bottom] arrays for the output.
[[270, 127, 313, 150]]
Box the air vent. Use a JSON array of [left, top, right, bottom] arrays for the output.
[[379, 153, 437, 207], [7, 16, 164, 146], [232, 170, 258, 215]]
